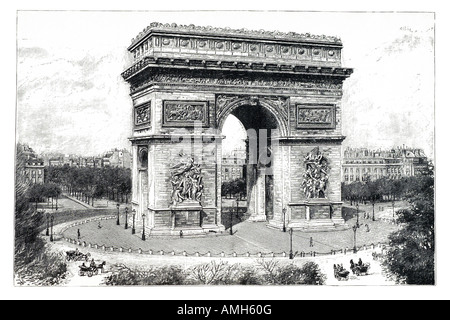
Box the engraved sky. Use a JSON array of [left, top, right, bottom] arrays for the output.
[[15, 11, 434, 158]]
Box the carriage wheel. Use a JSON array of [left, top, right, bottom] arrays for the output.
[[78, 270, 84, 277], [94, 269, 98, 275], [88, 271, 93, 277]]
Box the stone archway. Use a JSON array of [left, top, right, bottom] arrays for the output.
[[122, 22, 353, 235], [216, 95, 286, 222]]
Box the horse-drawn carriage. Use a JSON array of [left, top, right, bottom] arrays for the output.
[[333, 264, 350, 281], [78, 261, 106, 277], [65, 249, 91, 262], [350, 259, 370, 276]]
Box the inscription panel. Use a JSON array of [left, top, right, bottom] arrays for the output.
[[296, 103, 335, 129], [162, 100, 210, 127]]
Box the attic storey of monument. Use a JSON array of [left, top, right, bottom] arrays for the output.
[[121, 22, 353, 235]]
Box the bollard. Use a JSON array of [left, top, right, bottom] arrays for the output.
[[102, 245, 106, 251], [282, 252, 286, 257], [149, 250, 153, 255], [246, 252, 251, 257], [206, 251, 211, 257], [119, 247, 123, 252], [171, 251, 175, 256], [271, 252, 275, 258], [232, 252, 237, 257], [128, 248, 132, 253], [183, 251, 187, 256], [82, 242, 86, 247], [257, 252, 262, 258], [221, 252, 225, 257], [195, 252, 200, 257], [138, 248, 142, 254], [160, 250, 165, 255]]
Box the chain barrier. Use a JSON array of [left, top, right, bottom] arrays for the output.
[[59, 216, 389, 259]]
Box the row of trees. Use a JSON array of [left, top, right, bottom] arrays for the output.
[[27, 182, 62, 210], [342, 162, 434, 206], [45, 165, 132, 206], [221, 178, 246, 199]]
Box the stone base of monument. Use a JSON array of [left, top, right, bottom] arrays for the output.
[[266, 218, 349, 232], [247, 214, 268, 222], [148, 201, 226, 237], [266, 199, 349, 232]]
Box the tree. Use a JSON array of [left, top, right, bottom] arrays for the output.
[[382, 170, 434, 284]]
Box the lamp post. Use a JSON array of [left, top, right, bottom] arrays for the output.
[[372, 202, 376, 221], [392, 200, 395, 223], [282, 207, 287, 232], [50, 214, 54, 242], [289, 228, 294, 259], [132, 209, 136, 234], [229, 204, 234, 236], [124, 207, 129, 229], [45, 211, 49, 236], [352, 224, 358, 253], [116, 203, 120, 225], [356, 202, 359, 227], [142, 212, 146, 241]]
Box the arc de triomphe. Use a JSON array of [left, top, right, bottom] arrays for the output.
[[121, 22, 353, 236]]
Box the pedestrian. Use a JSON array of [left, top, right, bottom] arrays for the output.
[[77, 229, 81, 240], [180, 230, 183, 238], [309, 236, 314, 247], [98, 221, 102, 229], [365, 224, 370, 232]]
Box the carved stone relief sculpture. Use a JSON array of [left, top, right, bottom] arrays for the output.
[[170, 153, 204, 206], [301, 147, 329, 199]]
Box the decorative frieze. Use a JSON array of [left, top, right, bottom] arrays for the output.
[[128, 70, 343, 94], [162, 100, 209, 127], [296, 103, 336, 129], [129, 22, 342, 49]]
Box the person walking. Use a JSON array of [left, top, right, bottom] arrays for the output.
[[77, 229, 81, 240], [309, 236, 314, 247]]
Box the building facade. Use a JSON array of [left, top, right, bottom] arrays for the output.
[[19, 144, 45, 184], [222, 148, 246, 182], [342, 146, 428, 183]]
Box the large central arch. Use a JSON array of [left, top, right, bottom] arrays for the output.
[[122, 22, 353, 235]]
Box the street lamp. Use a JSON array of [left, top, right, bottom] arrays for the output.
[[282, 207, 287, 232], [124, 207, 129, 229], [50, 214, 54, 242], [116, 203, 120, 225], [229, 204, 234, 236], [289, 228, 294, 259], [392, 200, 395, 223], [352, 224, 358, 253], [142, 212, 146, 241], [356, 202, 359, 227], [372, 202, 376, 221], [131, 209, 136, 234], [45, 211, 49, 236]]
